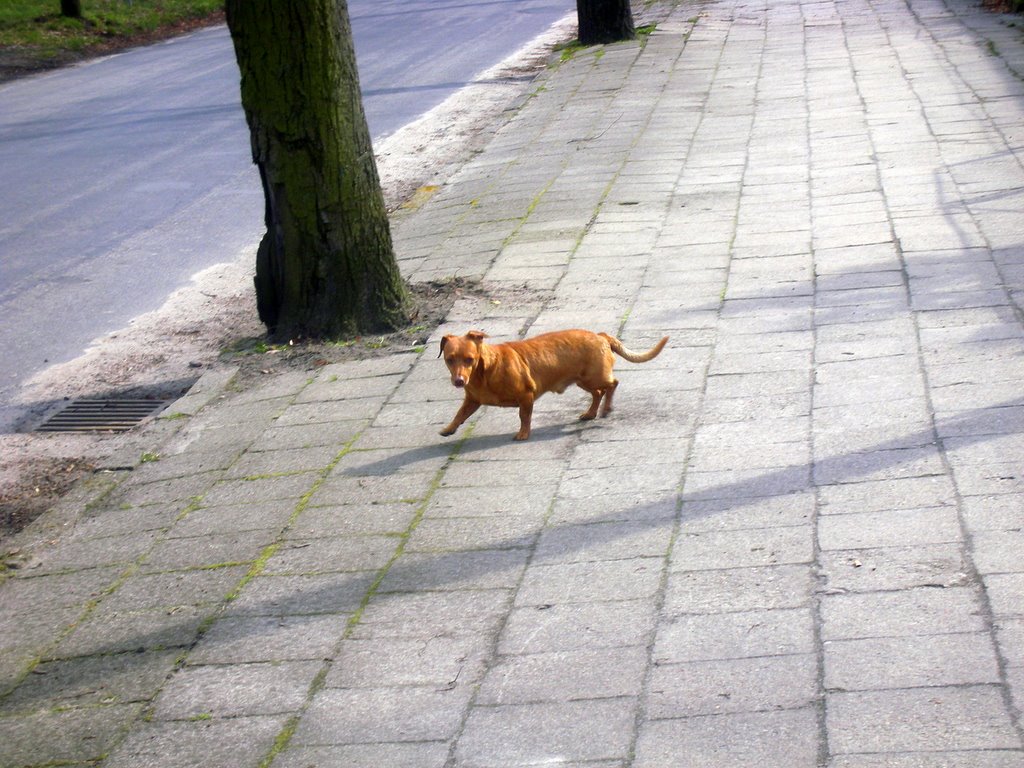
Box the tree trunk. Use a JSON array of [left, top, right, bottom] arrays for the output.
[[60, 0, 82, 18], [576, 0, 635, 45], [225, 0, 409, 339]]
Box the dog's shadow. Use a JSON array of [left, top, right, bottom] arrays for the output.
[[342, 422, 581, 477]]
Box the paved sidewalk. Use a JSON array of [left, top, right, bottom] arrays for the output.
[[3, 0, 1024, 765]]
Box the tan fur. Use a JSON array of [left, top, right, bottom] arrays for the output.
[[439, 329, 669, 441]]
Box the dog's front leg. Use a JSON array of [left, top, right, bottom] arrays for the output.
[[514, 396, 534, 441], [440, 397, 480, 437], [579, 388, 602, 421]]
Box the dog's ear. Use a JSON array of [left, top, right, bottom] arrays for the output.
[[438, 335, 451, 359], [466, 331, 489, 372]]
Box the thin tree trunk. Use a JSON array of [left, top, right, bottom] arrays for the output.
[[225, 0, 409, 339], [60, 0, 82, 19], [576, 0, 635, 45]]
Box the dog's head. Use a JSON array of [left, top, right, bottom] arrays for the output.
[[439, 330, 487, 388]]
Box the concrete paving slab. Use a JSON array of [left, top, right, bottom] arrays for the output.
[[456, 698, 636, 766], [647, 653, 818, 718], [634, 709, 820, 768]]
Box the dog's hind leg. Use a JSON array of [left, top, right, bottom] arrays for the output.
[[579, 387, 602, 421], [599, 379, 618, 417]]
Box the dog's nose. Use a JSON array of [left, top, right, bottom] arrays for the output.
[[453, 377, 466, 388]]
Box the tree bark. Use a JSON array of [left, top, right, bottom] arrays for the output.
[[225, 0, 409, 339], [60, 0, 82, 18], [576, 0, 635, 45]]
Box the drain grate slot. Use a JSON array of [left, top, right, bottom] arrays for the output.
[[35, 399, 169, 433]]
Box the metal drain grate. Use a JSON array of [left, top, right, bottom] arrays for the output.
[[35, 399, 169, 433]]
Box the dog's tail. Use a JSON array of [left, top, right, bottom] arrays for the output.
[[601, 334, 669, 363]]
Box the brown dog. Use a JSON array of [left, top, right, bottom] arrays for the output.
[[438, 329, 669, 441]]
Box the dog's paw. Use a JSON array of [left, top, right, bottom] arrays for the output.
[[439, 428, 456, 437]]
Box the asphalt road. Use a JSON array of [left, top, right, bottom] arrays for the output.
[[0, 0, 572, 431]]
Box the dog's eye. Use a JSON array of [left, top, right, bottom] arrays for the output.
[[464, 357, 474, 365]]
